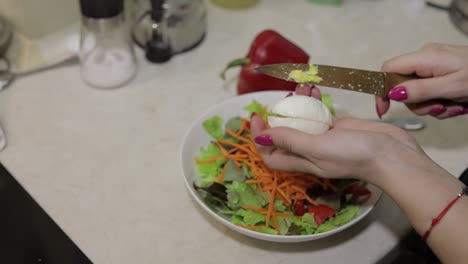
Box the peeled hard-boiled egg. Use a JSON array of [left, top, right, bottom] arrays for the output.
[[267, 95, 333, 135]]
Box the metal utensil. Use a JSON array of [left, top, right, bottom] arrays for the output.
[[0, 56, 78, 91], [380, 118, 426, 131], [0, 121, 5, 151], [0, 16, 12, 56], [255, 63, 418, 97], [0, 16, 10, 151]]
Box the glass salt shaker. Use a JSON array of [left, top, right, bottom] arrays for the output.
[[79, 0, 137, 89]]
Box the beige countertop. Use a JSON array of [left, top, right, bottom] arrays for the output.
[[1, 0, 467, 263]]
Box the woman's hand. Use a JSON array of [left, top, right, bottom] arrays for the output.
[[251, 86, 423, 186], [376, 43, 468, 119], [253, 86, 468, 263]]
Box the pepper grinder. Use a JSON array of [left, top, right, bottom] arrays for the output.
[[144, 0, 172, 63], [79, 0, 137, 89]]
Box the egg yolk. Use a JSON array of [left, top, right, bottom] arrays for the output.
[[288, 64, 323, 83]]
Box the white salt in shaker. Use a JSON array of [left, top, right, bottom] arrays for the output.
[[79, 0, 137, 89]]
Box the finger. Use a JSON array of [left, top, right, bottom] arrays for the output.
[[375, 96, 390, 118], [382, 44, 457, 77], [250, 113, 267, 138], [387, 74, 456, 104], [405, 101, 446, 116], [295, 84, 313, 96], [294, 84, 322, 101], [433, 105, 465, 119], [249, 113, 279, 159], [250, 114, 318, 174], [333, 118, 395, 132], [332, 118, 416, 145], [310, 86, 321, 100], [296, 83, 310, 96], [254, 126, 320, 157], [259, 148, 321, 174]]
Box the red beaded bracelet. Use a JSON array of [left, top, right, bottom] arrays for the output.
[[422, 186, 468, 242]]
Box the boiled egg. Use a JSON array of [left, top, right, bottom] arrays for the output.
[[267, 95, 333, 135]]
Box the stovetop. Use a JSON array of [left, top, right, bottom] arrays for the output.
[[0, 163, 92, 264]]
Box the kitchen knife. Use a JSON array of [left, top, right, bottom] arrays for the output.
[[255, 63, 417, 97]]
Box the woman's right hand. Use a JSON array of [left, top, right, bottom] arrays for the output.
[[376, 43, 468, 119]]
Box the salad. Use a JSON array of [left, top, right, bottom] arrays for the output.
[[193, 98, 371, 236]]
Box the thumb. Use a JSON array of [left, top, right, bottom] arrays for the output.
[[257, 126, 315, 155], [250, 114, 321, 173], [250, 114, 314, 155]]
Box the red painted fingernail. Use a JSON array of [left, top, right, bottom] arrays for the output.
[[388, 86, 408, 101], [250, 112, 257, 119], [254, 135, 273, 146], [286, 92, 293, 97], [375, 104, 382, 119], [448, 107, 464, 117], [429, 106, 446, 116]]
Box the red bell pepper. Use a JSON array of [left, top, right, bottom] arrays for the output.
[[308, 205, 336, 226], [342, 185, 371, 197], [221, 29, 309, 95], [293, 200, 307, 217]]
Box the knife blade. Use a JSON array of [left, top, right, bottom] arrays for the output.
[[255, 63, 416, 97]]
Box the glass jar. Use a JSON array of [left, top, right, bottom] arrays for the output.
[[79, 0, 137, 89]]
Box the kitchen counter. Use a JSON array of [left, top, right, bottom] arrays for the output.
[[0, 0, 467, 263]]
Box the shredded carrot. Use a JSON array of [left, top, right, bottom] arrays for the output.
[[199, 117, 338, 232], [195, 155, 223, 164], [225, 129, 251, 143], [215, 163, 227, 183]]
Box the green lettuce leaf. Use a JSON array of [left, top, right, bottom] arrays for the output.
[[196, 143, 226, 187], [315, 205, 360, 233], [289, 215, 317, 235], [242, 164, 252, 179], [244, 100, 265, 116], [274, 199, 286, 212], [321, 94, 335, 116], [301, 213, 318, 228], [203, 194, 228, 213], [231, 214, 246, 226], [276, 216, 290, 235], [316, 221, 336, 233], [225, 117, 243, 133], [230, 211, 275, 235], [233, 209, 266, 226], [223, 159, 246, 183], [202, 116, 224, 139], [226, 181, 266, 209], [223, 117, 243, 144], [257, 226, 278, 235], [330, 205, 360, 226]]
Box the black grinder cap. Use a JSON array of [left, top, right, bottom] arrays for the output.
[[79, 0, 123, 18]]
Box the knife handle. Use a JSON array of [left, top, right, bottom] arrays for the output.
[[384, 73, 419, 97]]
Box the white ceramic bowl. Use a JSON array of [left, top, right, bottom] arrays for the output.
[[180, 91, 383, 243]]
